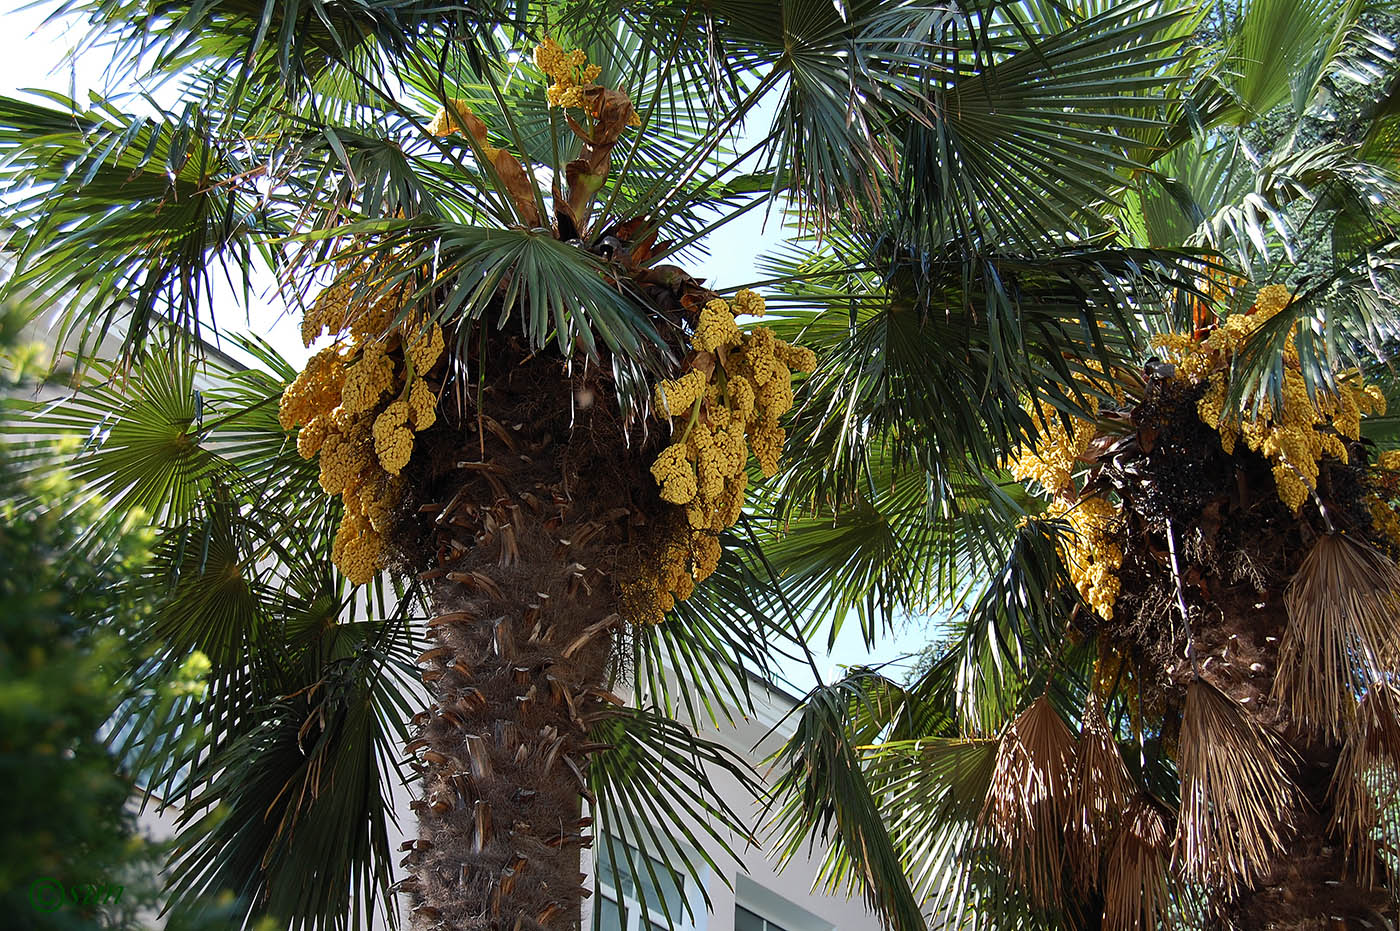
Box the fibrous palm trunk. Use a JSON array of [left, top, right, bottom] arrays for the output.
[[1188, 574, 1387, 928], [395, 346, 645, 930], [1103, 375, 1393, 929]]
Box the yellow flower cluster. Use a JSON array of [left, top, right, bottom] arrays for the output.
[[405, 314, 445, 373], [532, 37, 641, 125], [534, 37, 600, 110], [1377, 450, 1400, 471], [279, 346, 346, 432], [1092, 646, 1140, 723], [623, 289, 815, 625], [342, 342, 396, 415], [280, 263, 446, 582], [1049, 495, 1124, 620], [1005, 398, 1099, 499], [1158, 285, 1386, 513], [373, 401, 414, 474], [300, 262, 409, 349], [1149, 331, 1213, 384], [619, 515, 722, 626], [1004, 369, 1129, 618], [693, 299, 741, 352], [1367, 495, 1400, 556]]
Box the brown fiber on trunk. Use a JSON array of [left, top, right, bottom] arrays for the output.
[[392, 345, 655, 930]]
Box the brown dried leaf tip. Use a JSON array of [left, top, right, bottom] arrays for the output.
[[980, 694, 1078, 908], [1329, 683, 1400, 889], [1174, 680, 1300, 897], [1103, 795, 1173, 931], [1273, 533, 1400, 741], [1067, 692, 1132, 896]]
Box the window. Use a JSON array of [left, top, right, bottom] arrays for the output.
[[734, 905, 792, 931], [593, 837, 694, 931]]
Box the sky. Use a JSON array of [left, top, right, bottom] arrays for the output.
[[0, 3, 935, 693]]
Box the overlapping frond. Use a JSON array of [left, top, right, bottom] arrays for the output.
[[0, 94, 273, 363], [768, 674, 927, 931], [1103, 795, 1175, 931], [1067, 693, 1132, 896], [164, 612, 419, 931], [46, 0, 511, 92], [587, 706, 759, 927], [894, 0, 1202, 252], [1329, 684, 1400, 888]]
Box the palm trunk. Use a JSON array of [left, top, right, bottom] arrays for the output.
[[1194, 578, 1389, 929], [395, 350, 641, 930], [1106, 374, 1393, 929]]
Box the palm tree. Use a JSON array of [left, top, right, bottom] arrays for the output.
[[765, 1, 1400, 929], [1, 0, 1231, 929]]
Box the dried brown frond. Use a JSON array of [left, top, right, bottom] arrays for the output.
[[1103, 794, 1173, 931], [1273, 533, 1400, 740], [1173, 680, 1300, 897], [1067, 692, 1132, 895], [1329, 683, 1400, 888], [979, 694, 1078, 908]]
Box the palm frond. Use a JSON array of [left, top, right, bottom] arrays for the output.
[[1102, 794, 1174, 931], [753, 450, 1026, 649], [1328, 683, 1400, 889], [47, 0, 511, 93], [0, 93, 274, 364], [1067, 692, 1131, 896], [978, 694, 1078, 910], [894, 0, 1201, 252], [860, 734, 998, 925], [1173, 679, 1300, 898], [1274, 533, 1400, 741], [587, 706, 758, 929], [950, 520, 1082, 736], [633, 525, 800, 728], [325, 218, 673, 413], [4, 348, 221, 522], [768, 673, 927, 931], [165, 613, 419, 931], [1212, 0, 1364, 125], [761, 236, 1211, 508]]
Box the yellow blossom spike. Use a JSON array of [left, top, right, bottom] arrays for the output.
[[693, 299, 741, 352]]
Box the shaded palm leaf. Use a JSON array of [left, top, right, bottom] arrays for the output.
[[0, 93, 274, 363], [588, 705, 759, 929], [767, 673, 927, 931]]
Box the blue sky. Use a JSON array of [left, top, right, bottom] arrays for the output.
[[1, 4, 935, 692]]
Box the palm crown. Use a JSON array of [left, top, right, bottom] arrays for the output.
[[3, 0, 1399, 930]]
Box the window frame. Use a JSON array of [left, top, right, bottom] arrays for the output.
[[734, 902, 793, 931], [591, 834, 705, 931]]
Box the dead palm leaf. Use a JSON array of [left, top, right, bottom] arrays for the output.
[[1329, 683, 1400, 888], [1273, 533, 1400, 741], [979, 693, 1079, 908], [1174, 679, 1300, 897], [1067, 691, 1132, 896], [1103, 794, 1173, 931]]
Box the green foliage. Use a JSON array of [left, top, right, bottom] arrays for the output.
[[0, 469, 150, 930]]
